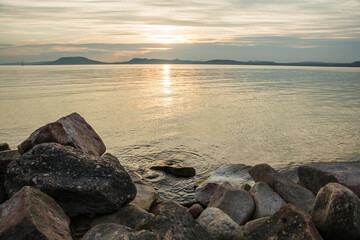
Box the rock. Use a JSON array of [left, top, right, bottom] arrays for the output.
[[81, 223, 158, 240], [70, 213, 97, 239], [5, 143, 136, 217], [0, 150, 20, 174], [208, 182, 255, 225], [18, 112, 106, 156], [241, 183, 252, 191], [195, 182, 219, 207], [0, 175, 6, 204], [249, 163, 315, 212], [311, 183, 360, 240], [249, 182, 286, 219], [151, 200, 214, 240], [243, 217, 270, 237], [203, 164, 254, 188], [91, 204, 155, 230], [150, 160, 196, 177], [0, 143, 10, 151], [0, 186, 72, 240], [188, 203, 204, 219], [298, 161, 360, 197], [246, 204, 323, 240], [197, 207, 244, 240], [129, 172, 159, 211]]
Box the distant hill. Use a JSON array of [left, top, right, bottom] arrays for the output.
[[1, 57, 359, 67]]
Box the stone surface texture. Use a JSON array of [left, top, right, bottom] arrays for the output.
[[129, 172, 159, 211], [208, 182, 255, 225], [195, 182, 219, 207], [243, 217, 270, 237], [151, 200, 214, 240], [298, 161, 360, 197], [18, 112, 106, 156], [5, 143, 136, 216], [249, 181, 286, 219], [0, 150, 20, 174], [311, 183, 360, 240], [249, 163, 315, 212], [187, 203, 204, 219], [0, 186, 72, 240]]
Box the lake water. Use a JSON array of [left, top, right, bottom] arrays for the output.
[[0, 64, 359, 202]]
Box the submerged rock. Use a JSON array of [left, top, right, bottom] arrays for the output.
[[0, 186, 72, 240], [5, 143, 136, 216], [311, 183, 360, 240], [298, 161, 360, 197], [208, 182, 255, 225], [151, 200, 214, 240], [18, 112, 106, 156], [150, 160, 196, 177], [249, 163, 315, 212]]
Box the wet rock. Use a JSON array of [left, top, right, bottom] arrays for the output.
[[298, 161, 360, 197], [129, 172, 159, 211], [197, 207, 244, 240], [246, 204, 323, 240], [0, 143, 10, 151], [18, 112, 106, 156], [203, 164, 254, 188], [311, 183, 360, 240], [151, 200, 214, 240], [0, 150, 20, 174], [150, 160, 196, 177], [243, 216, 270, 237], [91, 204, 155, 230], [81, 223, 158, 240], [0, 186, 72, 240], [208, 182, 255, 225], [249, 182, 286, 219], [195, 182, 219, 207], [5, 143, 136, 217], [249, 163, 315, 212], [188, 203, 204, 219]]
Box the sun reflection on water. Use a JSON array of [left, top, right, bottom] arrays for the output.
[[161, 64, 172, 95]]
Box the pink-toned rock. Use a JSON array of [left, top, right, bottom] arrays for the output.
[[18, 112, 106, 156], [0, 186, 72, 240], [188, 203, 204, 219], [129, 172, 159, 211]]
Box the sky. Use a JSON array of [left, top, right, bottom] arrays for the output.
[[0, 0, 359, 64]]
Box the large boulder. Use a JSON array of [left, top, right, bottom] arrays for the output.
[[81, 223, 158, 240], [298, 161, 360, 197], [91, 204, 155, 230], [18, 112, 106, 156], [311, 183, 360, 240], [246, 204, 323, 240], [197, 207, 244, 240], [195, 182, 219, 207], [129, 172, 159, 211], [5, 143, 136, 216], [208, 182, 255, 225], [202, 164, 254, 188], [249, 163, 315, 212], [151, 200, 214, 240], [0, 186, 72, 240], [249, 182, 286, 219], [0, 150, 20, 174], [243, 217, 270, 237]]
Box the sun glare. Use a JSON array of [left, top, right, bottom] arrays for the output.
[[144, 25, 190, 44]]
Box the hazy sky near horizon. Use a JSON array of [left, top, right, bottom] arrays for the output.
[[1, 0, 359, 63]]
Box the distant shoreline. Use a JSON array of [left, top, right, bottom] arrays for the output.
[[1, 56, 360, 68]]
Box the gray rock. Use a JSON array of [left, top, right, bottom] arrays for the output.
[[195, 182, 219, 206], [91, 204, 155, 230], [208, 182, 255, 225], [0, 150, 20, 174], [129, 172, 159, 211], [151, 200, 214, 240], [0, 186, 72, 240], [0, 143, 10, 151], [197, 207, 244, 240], [246, 204, 323, 240], [311, 183, 360, 240], [18, 112, 106, 156], [5, 143, 136, 216], [203, 164, 254, 188], [249, 163, 315, 212], [243, 217, 270, 237], [249, 182, 286, 219], [187, 203, 204, 219], [81, 223, 158, 240], [298, 161, 360, 197]]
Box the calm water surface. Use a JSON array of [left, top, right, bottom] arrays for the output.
[[1, 65, 359, 201]]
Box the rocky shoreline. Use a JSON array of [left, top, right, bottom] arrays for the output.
[[0, 112, 359, 240]]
